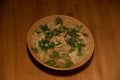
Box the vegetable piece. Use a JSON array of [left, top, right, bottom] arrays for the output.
[[62, 25, 68, 30], [31, 47, 38, 53], [77, 51, 83, 56], [45, 30, 54, 39], [45, 25, 66, 38], [38, 39, 55, 51], [66, 38, 76, 47], [48, 41, 55, 49], [45, 60, 56, 67], [78, 43, 86, 47], [67, 28, 80, 37], [38, 39, 49, 51], [40, 24, 49, 32], [64, 59, 73, 68], [55, 65, 60, 68], [77, 46, 82, 56], [53, 27, 64, 36], [50, 51, 59, 58], [69, 47, 76, 53], [56, 17, 63, 24], [77, 43, 86, 56]]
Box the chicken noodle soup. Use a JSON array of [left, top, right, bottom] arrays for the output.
[[31, 17, 88, 68]]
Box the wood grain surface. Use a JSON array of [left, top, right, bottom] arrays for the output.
[[0, 0, 120, 80]]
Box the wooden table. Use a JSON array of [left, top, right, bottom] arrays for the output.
[[0, 0, 120, 80]]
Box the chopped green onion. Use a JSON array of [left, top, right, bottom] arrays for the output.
[[64, 59, 73, 68], [53, 27, 64, 36], [77, 43, 86, 47], [48, 41, 55, 49], [56, 17, 63, 24], [40, 24, 49, 32], [69, 47, 76, 53], [77, 43, 86, 56], [67, 28, 80, 37], [45, 30, 54, 39], [77, 51, 83, 56], [38, 39, 55, 51], [31, 47, 38, 53], [50, 51, 59, 58], [45, 60, 56, 67], [38, 39, 49, 51], [66, 38, 76, 47], [55, 65, 60, 68], [61, 25, 68, 30]]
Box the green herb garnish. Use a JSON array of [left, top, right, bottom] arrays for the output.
[[77, 43, 86, 56], [50, 51, 59, 58], [38, 39, 49, 51], [64, 59, 73, 68], [45, 30, 54, 39], [77, 43, 86, 47], [31, 47, 38, 53], [38, 39, 55, 51], [48, 41, 55, 49], [45, 60, 56, 67], [40, 24, 49, 32], [69, 47, 76, 53], [55, 65, 60, 68], [67, 28, 80, 37], [66, 38, 76, 47], [62, 25, 68, 30], [53, 27, 64, 36], [56, 17, 63, 24], [77, 51, 83, 56]]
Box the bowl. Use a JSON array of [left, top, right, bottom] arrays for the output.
[[27, 15, 94, 71]]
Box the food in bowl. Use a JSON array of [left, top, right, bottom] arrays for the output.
[[27, 15, 94, 70]]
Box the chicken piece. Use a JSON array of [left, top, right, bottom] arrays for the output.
[[54, 44, 70, 53]]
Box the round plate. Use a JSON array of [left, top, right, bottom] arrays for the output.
[[27, 15, 94, 70]]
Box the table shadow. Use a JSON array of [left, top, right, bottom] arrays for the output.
[[26, 45, 94, 76]]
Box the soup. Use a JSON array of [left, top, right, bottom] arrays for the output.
[[31, 17, 88, 68]]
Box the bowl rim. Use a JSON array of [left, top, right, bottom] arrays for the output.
[[27, 15, 94, 71]]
